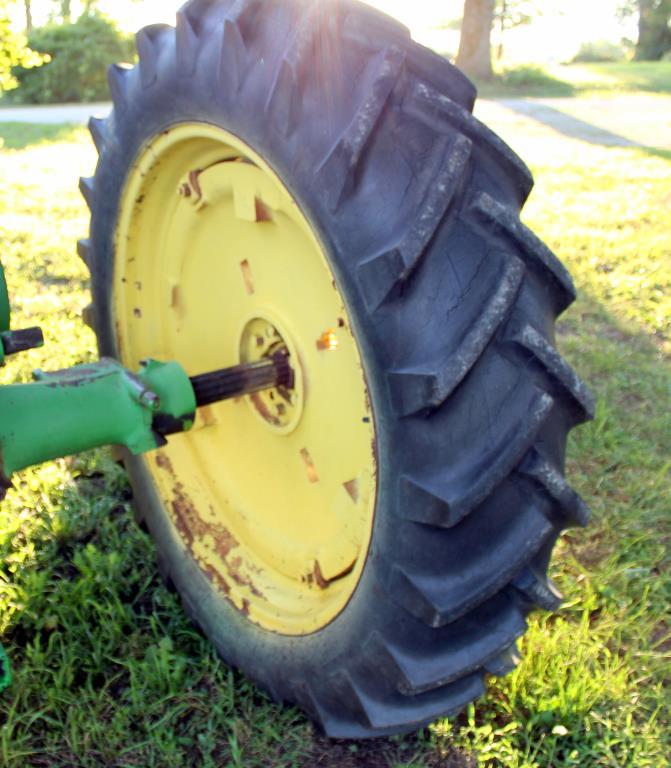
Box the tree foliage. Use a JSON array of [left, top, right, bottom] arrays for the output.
[[495, 0, 538, 33], [0, 0, 42, 93], [12, 13, 133, 103], [53, 0, 141, 23], [494, 0, 540, 59]]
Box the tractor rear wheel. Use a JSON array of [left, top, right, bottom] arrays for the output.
[[81, 0, 594, 738]]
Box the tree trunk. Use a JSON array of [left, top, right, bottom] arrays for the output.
[[636, 0, 671, 60], [24, 0, 32, 33], [637, 0, 654, 58], [456, 0, 496, 80], [61, 0, 71, 23], [497, 0, 506, 60]]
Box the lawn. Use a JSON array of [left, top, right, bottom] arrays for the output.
[[474, 61, 671, 98], [0, 98, 669, 767]]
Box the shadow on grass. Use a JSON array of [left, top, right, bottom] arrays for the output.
[[0, 122, 81, 151], [640, 145, 671, 162], [498, 101, 671, 161]]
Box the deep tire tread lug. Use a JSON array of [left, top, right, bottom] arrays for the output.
[[357, 133, 472, 311], [136, 24, 172, 89], [77, 238, 92, 268], [470, 192, 576, 313], [176, 9, 199, 75], [81, 302, 95, 332], [87, 117, 107, 155], [265, 58, 300, 137], [108, 63, 131, 109], [318, 45, 405, 210], [363, 600, 526, 694], [329, 669, 485, 736], [483, 643, 521, 677], [388, 254, 524, 416], [391, 495, 555, 627], [511, 565, 563, 612], [217, 18, 247, 94], [281, 2, 324, 78], [400, 389, 554, 527], [341, 3, 475, 111], [508, 322, 596, 422], [79, 177, 95, 211], [518, 448, 591, 528], [406, 81, 533, 204]]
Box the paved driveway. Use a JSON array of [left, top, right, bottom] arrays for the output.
[[1, 94, 669, 152], [0, 102, 111, 125], [475, 94, 671, 151]]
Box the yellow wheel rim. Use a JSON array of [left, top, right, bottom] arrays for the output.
[[113, 124, 377, 635]]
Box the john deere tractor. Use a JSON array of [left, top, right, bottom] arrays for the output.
[[0, 0, 594, 738]]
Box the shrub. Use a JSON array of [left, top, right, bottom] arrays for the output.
[[572, 40, 628, 63], [494, 64, 572, 94], [12, 14, 134, 104], [498, 64, 558, 87]]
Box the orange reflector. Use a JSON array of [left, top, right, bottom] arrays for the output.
[[316, 329, 339, 352]]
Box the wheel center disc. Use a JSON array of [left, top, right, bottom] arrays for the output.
[[239, 316, 303, 433], [113, 124, 377, 635]]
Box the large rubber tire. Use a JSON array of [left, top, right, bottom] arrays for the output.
[[81, 0, 594, 738]]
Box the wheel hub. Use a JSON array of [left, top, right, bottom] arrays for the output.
[[239, 316, 302, 432]]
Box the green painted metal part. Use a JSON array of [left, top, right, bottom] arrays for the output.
[[0, 357, 196, 494], [0, 252, 44, 365], [0, 644, 10, 694], [0, 355, 197, 693], [0, 251, 287, 689], [0, 255, 199, 693], [0, 260, 10, 333]]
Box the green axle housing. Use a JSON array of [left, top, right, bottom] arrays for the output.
[[0, 261, 197, 693], [0, 256, 291, 693], [0, 357, 197, 496], [0, 248, 198, 497]]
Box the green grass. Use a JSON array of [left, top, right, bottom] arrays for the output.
[[0, 111, 669, 767], [475, 61, 671, 98], [0, 123, 81, 151]]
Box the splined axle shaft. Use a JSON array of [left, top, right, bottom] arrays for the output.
[[189, 352, 294, 408]]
